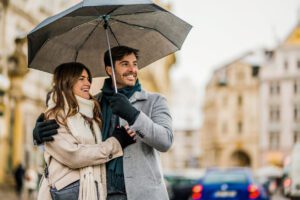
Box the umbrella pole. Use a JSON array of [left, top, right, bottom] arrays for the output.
[[104, 21, 118, 94]]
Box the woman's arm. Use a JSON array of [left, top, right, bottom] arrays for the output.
[[44, 126, 123, 169]]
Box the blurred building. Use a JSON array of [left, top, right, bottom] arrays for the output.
[[201, 51, 267, 169], [259, 22, 300, 166], [0, 0, 80, 184], [165, 78, 201, 170]]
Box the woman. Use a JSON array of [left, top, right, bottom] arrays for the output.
[[37, 62, 134, 200]]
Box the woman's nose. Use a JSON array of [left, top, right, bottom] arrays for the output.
[[85, 79, 91, 86]]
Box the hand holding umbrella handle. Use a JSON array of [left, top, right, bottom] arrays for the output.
[[109, 93, 140, 125]]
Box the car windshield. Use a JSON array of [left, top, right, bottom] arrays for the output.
[[203, 172, 248, 184], [165, 176, 198, 186]]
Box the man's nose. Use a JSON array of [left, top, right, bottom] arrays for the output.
[[128, 63, 137, 71]]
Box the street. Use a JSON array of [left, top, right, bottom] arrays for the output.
[[272, 193, 289, 200], [0, 185, 291, 200], [0, 185, 37, 200], [0, 185, 18, 200]]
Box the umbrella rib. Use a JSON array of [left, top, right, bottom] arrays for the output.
[[108, 25, 120, 46], [106, 5, 122, 15], [111, 18, 179, 49], [39, 7, 123, 46], [74, 20, 102, 61]]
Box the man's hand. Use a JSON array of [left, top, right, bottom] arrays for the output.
[[112, 126, 136, 149], [108, 93, 140, 125], [33, 113, 59, 145]]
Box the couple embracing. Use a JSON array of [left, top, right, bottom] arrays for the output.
[[34, 46, 173, 200]]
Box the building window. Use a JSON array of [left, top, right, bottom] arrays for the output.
[[294, 131, 300, 144], [295, 81, 300, 94], [269, 105, 280, 122], [297, 60, 300, 69], [269, 131, 280, 150], [270, 82, 280, 95], [237, 70, 244, 82], [294, 105, 300, 121], [284, 60, 289, 70], [185, 130, 193, 138], [269, 85, 273, 95], [238, 122, 243, 134], [238, 95, 243, 106], [0, 8, 3, 21], [277, 84, 280, 94]]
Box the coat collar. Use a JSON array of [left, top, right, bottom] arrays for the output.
[[129, 90, 148, 103]]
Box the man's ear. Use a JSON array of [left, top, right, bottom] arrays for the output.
[[105, 66, 112, 76]]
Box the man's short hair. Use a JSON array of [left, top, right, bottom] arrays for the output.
[[104, 46, 139, 67]]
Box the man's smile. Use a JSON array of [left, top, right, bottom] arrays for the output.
[[122, 73, 137, 81]]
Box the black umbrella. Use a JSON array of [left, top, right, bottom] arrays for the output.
[[27, 0, 192, 92]]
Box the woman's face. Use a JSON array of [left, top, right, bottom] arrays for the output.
[[72, 69, 91, 99]]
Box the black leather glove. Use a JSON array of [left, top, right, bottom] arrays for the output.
[[108, 93, 140, 125], [33, 113, 59, 145], [112, 126, 135, 149]]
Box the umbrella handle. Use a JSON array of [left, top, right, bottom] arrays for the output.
[[104, 17, 118, 94]]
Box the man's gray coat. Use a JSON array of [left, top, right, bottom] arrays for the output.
[[96, 90, 173, 200]]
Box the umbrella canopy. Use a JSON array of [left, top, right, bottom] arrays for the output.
[[27, 0, 192, 77]]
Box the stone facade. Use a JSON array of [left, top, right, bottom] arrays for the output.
[[0, 0, 80, 184], [201, 51, 264, 169], [259, 23, 300, 166]]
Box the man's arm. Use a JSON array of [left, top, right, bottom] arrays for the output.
[[32, 113, 59, 145], [130, 95, 173, 152], [109, 93, 173, 152]]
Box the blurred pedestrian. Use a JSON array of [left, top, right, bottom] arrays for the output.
[[14, 163, 25, 198], [24, 167, 38, 200]]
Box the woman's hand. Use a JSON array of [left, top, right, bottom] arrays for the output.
[[124, 125, 136, 138], [111, 126, 136, 149]]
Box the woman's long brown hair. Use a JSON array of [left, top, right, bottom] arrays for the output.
[[45, 62, 101, 127]]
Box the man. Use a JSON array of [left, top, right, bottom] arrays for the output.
[[33, 46, 173, 200]]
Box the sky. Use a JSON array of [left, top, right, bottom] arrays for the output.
[[165, 0, 300, 129], [170, 0, 300, 87], [166, 0, 300, 126]]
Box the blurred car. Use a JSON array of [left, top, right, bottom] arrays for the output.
[[282, 164, 292, 198], [165, 169, 205, 200], [287, 143, 300, 200], [255, 165, 283, 196], [190, 167, 269, 200], [256, 176, 277, 196]]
